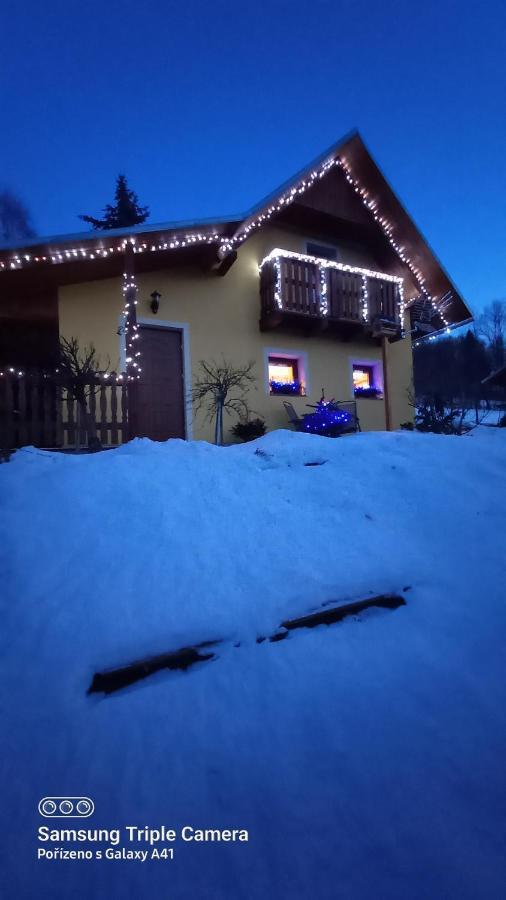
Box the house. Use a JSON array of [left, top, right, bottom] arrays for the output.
[[0, 131, 472, 448]]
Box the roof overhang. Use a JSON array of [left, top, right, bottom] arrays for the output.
[[230, 131, 472, 327], [0, 131, 473, 327]]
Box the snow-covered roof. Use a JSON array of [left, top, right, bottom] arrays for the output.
[[0, 130, 472, 326]]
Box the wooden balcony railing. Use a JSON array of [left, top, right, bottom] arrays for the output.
[[260, 249, 403, 340]]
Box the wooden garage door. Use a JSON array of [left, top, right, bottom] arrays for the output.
[[135, 325, 186, 441]]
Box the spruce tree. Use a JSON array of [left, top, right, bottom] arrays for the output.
[[79, 175, 149, 230]]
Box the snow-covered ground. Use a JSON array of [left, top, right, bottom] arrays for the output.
[[1, 428, 505, 899]]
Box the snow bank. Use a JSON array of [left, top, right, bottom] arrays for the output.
[[1, 429, 505, 898]]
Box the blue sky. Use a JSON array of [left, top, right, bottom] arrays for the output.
[[1, 0, 505, 312]]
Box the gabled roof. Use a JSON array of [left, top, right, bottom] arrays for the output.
[[0, 131, 472, 326], [0, 213, 240, 252], [230, 130, 472, 327]]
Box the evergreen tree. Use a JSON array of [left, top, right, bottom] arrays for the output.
[[79, 175, 149, 230]]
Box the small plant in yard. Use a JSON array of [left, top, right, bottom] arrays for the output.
[[231, 417, 267, 442], [414, 397, 463, 435], [499, 413, 506, 428], [192, 359, 257, 445]]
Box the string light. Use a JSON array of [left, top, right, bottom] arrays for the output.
[[302, 400, 353, 434], [0, 150, 451, 327], [259, 248, 403, 331], [0, 369, 125, 382], [269, 379, 302, 395], [354, 386, 382, 398], [259, 248, 404, 286], [412, 319, 470, 348], [361, 275, 368, 322], [235, 155, 450, 326], [320, 267, 329, 316], [335, 158, 450, 328], [0, 233, 223, 272], [121, 266, 141, 381]]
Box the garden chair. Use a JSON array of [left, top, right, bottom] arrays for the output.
[[332, 400, 361, 433], [283, 401, 305, 431]]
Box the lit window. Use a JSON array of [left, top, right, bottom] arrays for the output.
[[268, 355, 304, 395], [270, 361, 296, 384], [353, 366, 373, 391], [352, 362, 382, 398]]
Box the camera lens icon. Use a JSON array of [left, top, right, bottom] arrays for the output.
[[59, 800, 74, 815], [76, 799, 92, 815], [38, 797, 94, 818], [41, 799, 57, 816]]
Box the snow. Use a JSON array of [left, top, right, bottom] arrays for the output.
[[1, 429, 506, 899]]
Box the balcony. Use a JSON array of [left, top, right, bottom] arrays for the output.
[[259, 249, 404, 341]]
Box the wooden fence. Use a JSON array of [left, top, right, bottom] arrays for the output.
[[0, 372, 129, 450]]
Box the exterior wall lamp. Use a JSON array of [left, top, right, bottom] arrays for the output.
[[150, 290, 161, 314]]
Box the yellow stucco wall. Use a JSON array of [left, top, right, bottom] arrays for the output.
[[58, 227, 413, 443]]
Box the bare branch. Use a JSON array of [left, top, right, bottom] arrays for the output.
[[192, 358, 257, 444]]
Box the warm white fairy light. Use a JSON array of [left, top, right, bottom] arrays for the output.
[[260, 248, 404, 286], [0, 369, 126, 382], [335, 158, 450, 328], [260, 249, 403, 331], [320, 267, 328, 316], [0, 151, 452, 327], [240, 155, 450, 327], [122, 268, 141, 381], [273, 258, 283, 309], [0, 232, 223, 273], [361, 275, 368, 322], [412, 317, 472, 348]]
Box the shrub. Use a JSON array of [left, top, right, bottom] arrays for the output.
[[499, 413, 506, 428], [231, 418, 267, 442], [415, 400, 462, 435]]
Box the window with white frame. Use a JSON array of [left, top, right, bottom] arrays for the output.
[[267, 351, 307, 396], [351, 359, 383, 398]]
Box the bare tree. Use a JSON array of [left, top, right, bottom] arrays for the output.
[[475, 300, 506, 370], [0, 190, 35, 243], [58, 337, 108, 451], [192, 359, 256, 445]]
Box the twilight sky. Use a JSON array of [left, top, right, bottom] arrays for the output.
[[1, 0, 505, 312]]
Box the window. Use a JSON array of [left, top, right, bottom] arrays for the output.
[[306, 241, 337, 261], [267, 353, 306, 396], [352, 361, 383, 398], [353, 365, 374, 392]]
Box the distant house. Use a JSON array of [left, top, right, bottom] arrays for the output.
[[0, 131, 472, 448]]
